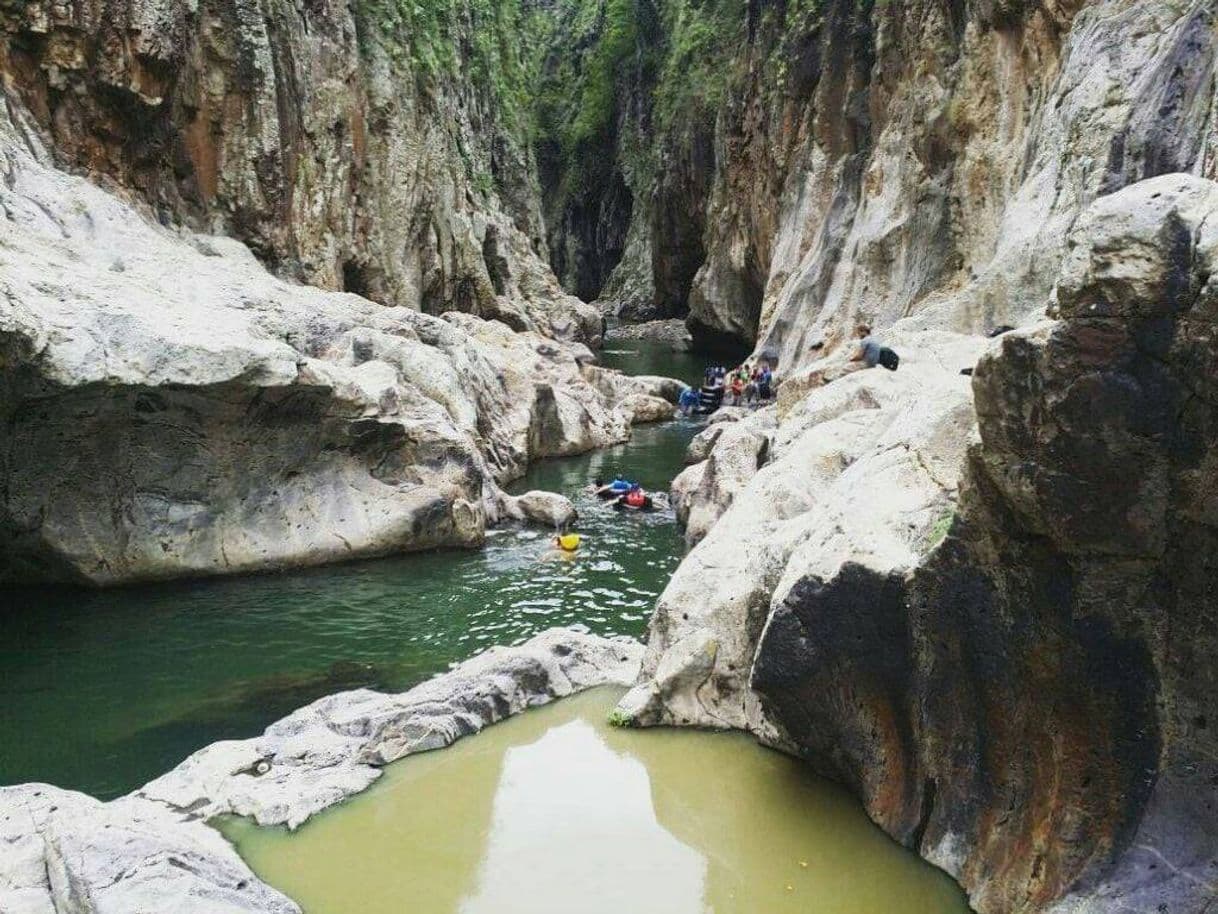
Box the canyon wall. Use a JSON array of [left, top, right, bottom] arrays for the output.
[[0, 0, 600, 340], [623, 175, 1218, 914], [0, 95, 669, 585], [540, 0, 1217, 358], [610, 4, 1218, 913]]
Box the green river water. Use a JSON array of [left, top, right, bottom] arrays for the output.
[[225, 688, 970, 914], [0, 341, 701, 799]]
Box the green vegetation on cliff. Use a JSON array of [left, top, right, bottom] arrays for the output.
[[653, 0, 745, 132], [354, 0, 554, 147]]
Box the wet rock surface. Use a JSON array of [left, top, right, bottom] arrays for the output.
[[0, 629, 643, 914]]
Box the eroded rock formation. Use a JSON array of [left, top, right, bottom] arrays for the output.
[[0, 629, 643, 914], [624, 177, 1218, 913], [539, 0, 1217, 354], [0, 100, 661, 585]]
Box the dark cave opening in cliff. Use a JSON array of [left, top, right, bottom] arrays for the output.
[[342, 259, 372, 299]]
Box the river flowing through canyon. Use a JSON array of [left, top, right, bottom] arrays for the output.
[[0, 341, 702, 798]]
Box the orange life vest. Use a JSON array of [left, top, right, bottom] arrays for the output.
[[625, 490, 646, 508]]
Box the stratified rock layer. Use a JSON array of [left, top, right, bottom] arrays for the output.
[[0, 629, 644, 914], [0, 0, 600, 340]]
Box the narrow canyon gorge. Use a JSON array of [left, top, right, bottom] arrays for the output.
[[0, 1, 1215, 912]]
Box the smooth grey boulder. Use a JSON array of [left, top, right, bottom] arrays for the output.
[[501, 490, 578, 528], [621, 329, 986, 736]]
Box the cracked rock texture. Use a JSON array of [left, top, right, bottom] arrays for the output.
[[624, 176, 1218, 913], [0, 628, 643, 914], [0, 99, 664, 585]]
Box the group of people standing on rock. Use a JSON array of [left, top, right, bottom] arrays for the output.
[[680, 360, 775, 416], [723, 360, 774, 407]]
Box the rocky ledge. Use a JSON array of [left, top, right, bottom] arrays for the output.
[[619, 175, 1218, 914], [0, 629, 643, 914], [0, 97, 677, 586]]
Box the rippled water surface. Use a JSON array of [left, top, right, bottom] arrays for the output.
[[0, 341, 702, 798], [225, 688, 970, 914]]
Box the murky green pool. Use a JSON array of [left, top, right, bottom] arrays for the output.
[[224, 688, 970, 914], [0, 342, 702, 798]]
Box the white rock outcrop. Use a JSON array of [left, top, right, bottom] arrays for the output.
[[619, 330, 987, 735], [0, 99, 674, 586], [500, 490, 578, 528], [0, 629, 644, 914]]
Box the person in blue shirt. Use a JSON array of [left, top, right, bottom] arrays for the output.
[[757, 362, 773, 399], [678, 385, 699, 416], [592, 476, 637, 499]]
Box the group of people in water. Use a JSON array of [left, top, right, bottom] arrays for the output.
[[591, 476, 657, 511], [551, 477, 658, 553]]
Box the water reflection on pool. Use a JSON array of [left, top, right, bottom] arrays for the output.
[[224, 689, 971, 914]]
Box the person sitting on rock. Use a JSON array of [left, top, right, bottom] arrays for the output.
[[849, 324, 900, 372]]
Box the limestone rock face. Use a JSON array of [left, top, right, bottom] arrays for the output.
[[567, 0, 1215, 357], [754, 175, 1218, 914], [0, 0, 600, 342], [0, 629, 643, 914], [0, 785, 300, 914], [622, 330, 986, 733], [0, 102, 660, 586], [625, 177, 1218, 914], [674, 409, 776, 546]]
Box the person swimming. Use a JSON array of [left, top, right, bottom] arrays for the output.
[[616, 484, 655, 511], [592, 476, 637, 499]]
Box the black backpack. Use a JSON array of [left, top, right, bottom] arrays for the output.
[[878, 347, 900, 371]]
